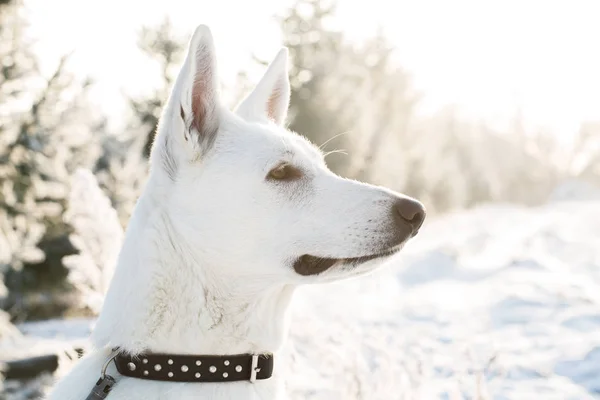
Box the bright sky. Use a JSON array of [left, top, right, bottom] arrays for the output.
[[25, 0, 600, 140]]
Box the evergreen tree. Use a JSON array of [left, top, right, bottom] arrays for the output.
[[0, 0, 105, 319]]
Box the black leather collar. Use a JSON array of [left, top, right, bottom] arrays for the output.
[[114, 352, 273, 383]]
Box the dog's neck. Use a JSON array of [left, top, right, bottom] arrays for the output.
[[92, 190, 296, 359]]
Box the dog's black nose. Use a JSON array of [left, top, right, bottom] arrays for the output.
[[394, 197, 426, 234]]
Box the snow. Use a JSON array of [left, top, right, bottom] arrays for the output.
[[1, 319, 93, 363], [549, 180, 600, 203], [4, 199, 600, 399]]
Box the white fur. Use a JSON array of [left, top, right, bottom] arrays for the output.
[[48, 25, 424, 400]]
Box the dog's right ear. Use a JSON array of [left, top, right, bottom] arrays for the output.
[[234, 48, 290, 126], [176, 25, 220, 152]]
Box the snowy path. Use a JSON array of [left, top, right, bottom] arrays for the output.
[[9, 200, 600, 399]]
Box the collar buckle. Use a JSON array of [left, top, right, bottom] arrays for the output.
[[249, 354, 260, 383]]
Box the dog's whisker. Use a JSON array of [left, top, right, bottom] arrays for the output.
[[323, 149, 348, 158], [318, 131, 351, 150]]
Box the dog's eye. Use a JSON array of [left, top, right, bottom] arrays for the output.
[[267, 163, 303, 181]]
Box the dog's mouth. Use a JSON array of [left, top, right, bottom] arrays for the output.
[[293, 246, 401, 276]]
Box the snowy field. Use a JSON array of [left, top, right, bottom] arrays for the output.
[[3, 197, 600, 399]]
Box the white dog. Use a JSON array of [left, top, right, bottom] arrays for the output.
[[48, 25, 425, 400]]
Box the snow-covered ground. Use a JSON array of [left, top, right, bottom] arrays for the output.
[[4, 198, 600, 399]]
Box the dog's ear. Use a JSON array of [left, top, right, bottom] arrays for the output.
[[179, 25, 220, 150], [235, 48, 290, 126], [150, 25, 220, 178]]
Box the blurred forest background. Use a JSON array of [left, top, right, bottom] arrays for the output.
[[1, 0, 600, 395]]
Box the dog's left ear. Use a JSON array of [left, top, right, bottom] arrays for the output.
[[235, 48, 291, 126]]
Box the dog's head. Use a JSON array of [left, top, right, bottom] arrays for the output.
[[149, 25, 425, 284]]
